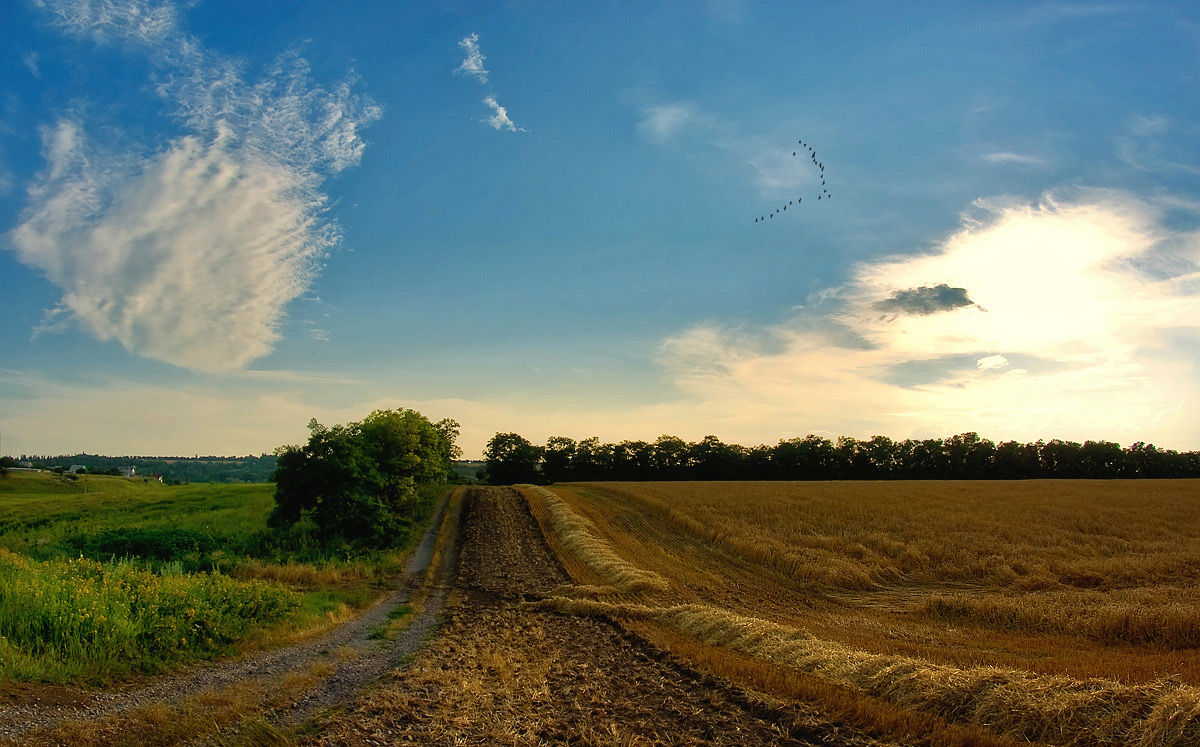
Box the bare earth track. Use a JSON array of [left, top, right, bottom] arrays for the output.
[[306, 487, 880, 746]]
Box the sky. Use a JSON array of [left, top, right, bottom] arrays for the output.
[[3, 0, 1200, 458]]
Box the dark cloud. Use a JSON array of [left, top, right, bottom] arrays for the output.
[[873, 284, 974, 316], [880, 353, 1069, 389]]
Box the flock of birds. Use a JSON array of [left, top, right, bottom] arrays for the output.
[[754, 138, 831, 223]]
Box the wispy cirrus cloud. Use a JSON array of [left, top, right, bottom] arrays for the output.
[[482, 95, 525, 132], [982, 151, 1046, 165], [21, 51, 41, 77], [10, 0, 380, 373], [454, 33, 525, 133], [1117, 114, 1200, 176], [455, 32, 489, 84], [1006, 2, 1138, 28], [637, 102, 706, 144], [633, 97, 814, 194], [36, 0, 179, 46]]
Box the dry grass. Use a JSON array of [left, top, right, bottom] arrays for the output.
[[229, 560, 370, 587], [591, 480, 1200, 592], [2, 664, 323, 747], [624, 617, 1024, 747], [587, 481, 1200, 650], [531, 597, 1200, 746], [917, 588, 1200, 647], [528, 481, 1200, 747], [519, 485, 668, 594]]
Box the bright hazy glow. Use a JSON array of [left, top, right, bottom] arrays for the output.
[[659, 190, 1200, 448]]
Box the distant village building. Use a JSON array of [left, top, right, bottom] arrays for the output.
[[120, 467, 136, 477], [17, 460, 32, 468], [67, 464, 88, 474]]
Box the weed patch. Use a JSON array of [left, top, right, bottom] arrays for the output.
[[0, 550, 298, 683]]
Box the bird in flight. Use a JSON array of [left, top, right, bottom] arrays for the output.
[[755, 135, 833, 224]]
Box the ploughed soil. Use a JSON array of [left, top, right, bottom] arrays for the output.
[[307, 487, 868, 746]]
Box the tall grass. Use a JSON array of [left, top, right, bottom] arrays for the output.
[[0, 549, 299, 683]]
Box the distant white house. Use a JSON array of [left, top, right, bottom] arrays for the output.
[[120, 467, 136, 477], [67, 464, 88, 474]]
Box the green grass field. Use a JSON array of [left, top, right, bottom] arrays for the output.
[[0, 471, 273, 566], [0, 471, 441, 684]]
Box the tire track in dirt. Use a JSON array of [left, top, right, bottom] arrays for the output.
[[0, 487, 463, 743], [307, 487, 869, 746]]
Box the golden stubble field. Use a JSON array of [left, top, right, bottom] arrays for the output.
[[521, 480, 1200, 747]]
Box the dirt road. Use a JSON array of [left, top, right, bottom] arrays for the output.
[[307, 487, 870, 746], [0, 487, 463, 744]]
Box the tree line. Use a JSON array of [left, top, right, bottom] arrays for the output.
[[482, 432, 1200, 484], [5, 454, 278, 483]]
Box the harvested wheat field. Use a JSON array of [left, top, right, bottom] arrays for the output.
[[305, 486, 887, 747], [520, 480, 1200, 747]]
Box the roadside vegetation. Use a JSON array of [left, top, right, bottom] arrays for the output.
[[525, 481, 1200, 746], [0, 409, 459, 686]]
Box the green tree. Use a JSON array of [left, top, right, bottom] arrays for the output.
[[483, 432, 543, 484], [269, 409, 453, 548], [542, 436, 578, 483]]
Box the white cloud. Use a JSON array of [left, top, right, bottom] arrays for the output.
[[637, 103, 702, 144], [453, 34, 525, 133], [482, 95, 525, 132], [1007, 3, 1137, 28], [656, 190, 1200, 448], [22, 51, 41, 77], [633, 97, 817, 194], [1117, 115, 1200, 176], [455, 33, 489, 84], [11, 0, 380, 373], [976, 354, 1010, 371], [36, 0, 180, 46], [982, 151, 1046, 165], [1131, 115, 1167, 137], [13, 122, 330, 372]]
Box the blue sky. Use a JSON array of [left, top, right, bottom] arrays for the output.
[[3, 0, 1200, 457]]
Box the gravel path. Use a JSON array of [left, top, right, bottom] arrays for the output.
[[0, 487, 463, 742]]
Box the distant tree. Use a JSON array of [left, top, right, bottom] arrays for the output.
[[773, 435, 835, 479], [612, 440, 655, 480], [993, 440, 1040, 479], [542, 436, 578, 483], [573, 437, 614, 481], [863, 435, 898, 478], [269, 409, 453, 548], [433, 418, 464, 462], [651, 435, 690, 480], [483, 433, 543, 485], [689, 435, 746, 480]]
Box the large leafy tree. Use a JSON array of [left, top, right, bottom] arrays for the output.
[[269, 409, 456, 548], [482, 432, 543, 485]]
